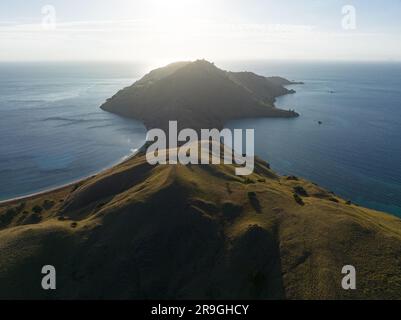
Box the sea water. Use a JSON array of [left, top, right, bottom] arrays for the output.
[[224, 61, 401, 217], [1, 61, 401, 218], [0, 62, 147, 200]]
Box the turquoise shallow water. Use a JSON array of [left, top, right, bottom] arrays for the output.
[[224, 61, 401, 217], [0, 62, 147, 200]]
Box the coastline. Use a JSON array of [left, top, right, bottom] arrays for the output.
[[0, 146, 144, 206], [0, 84, 300, 206]]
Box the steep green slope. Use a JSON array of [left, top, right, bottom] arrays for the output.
[[1, 143, 400, 299]]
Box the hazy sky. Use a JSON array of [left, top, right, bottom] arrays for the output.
[[1, 0, 401, 62]]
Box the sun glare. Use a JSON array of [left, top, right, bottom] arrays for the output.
[[149, 0, 199, 20]]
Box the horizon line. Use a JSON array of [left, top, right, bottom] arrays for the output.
[[0, 58, 401, 64]]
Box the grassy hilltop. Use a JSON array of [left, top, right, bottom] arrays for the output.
[[1, 143, 401, 299], [1, 61, 400, 300]]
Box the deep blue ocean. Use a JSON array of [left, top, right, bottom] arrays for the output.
[[224, 61, 401, 217], [1, 61, 401, 218]]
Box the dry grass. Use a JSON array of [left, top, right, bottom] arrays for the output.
[[0, 145, 401, 299]]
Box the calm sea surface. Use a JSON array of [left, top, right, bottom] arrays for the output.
[[1, 61, 401, 217], [224, 61, 401, 217], [0, 62, 147, 200]]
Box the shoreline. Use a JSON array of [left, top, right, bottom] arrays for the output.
[[0, 147, 144, 206], [0, 77, 302, 207]]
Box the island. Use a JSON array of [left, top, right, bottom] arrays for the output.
[[1, 61, 401, 300], [100, 60, 300, 132]]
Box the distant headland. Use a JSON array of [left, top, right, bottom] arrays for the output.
[[100, 60, 301, 132]]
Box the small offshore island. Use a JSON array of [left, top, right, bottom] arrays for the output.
[[0, 61, 401, 300]]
